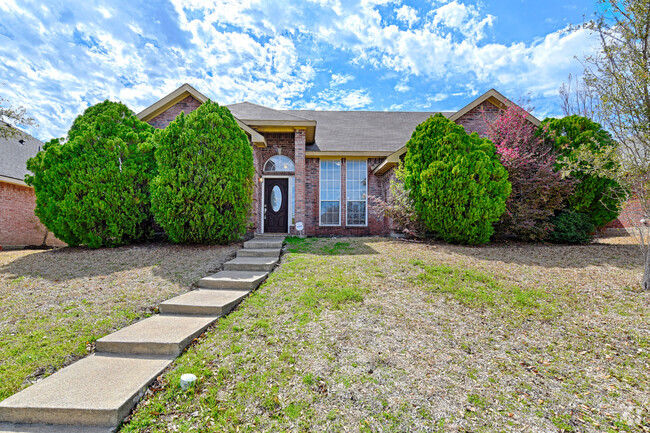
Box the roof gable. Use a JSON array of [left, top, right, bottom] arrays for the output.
[[137, 84, 267, 147], [449, 88, 541, 126]]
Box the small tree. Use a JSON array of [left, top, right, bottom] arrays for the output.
[[577, 0, 650, 289], [541, 115, 623, 228], [26, 101, 155, 248], [485, 104, 574, 241], [0, 93, 36, 139], [151, 101, 254, 244], [369, 165, 424, 236], [403, 114, 511, 244]]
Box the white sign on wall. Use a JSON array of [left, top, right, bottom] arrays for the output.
[[295, 222, 304, 232]]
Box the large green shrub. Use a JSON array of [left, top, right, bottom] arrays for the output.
[[403, 114, 511, 244], [541, 115, 623, 227], [549, 210, 594, 244], [25, 101, 155, 248], [151, 101, 254, 244]]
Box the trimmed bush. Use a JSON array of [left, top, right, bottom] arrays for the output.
[[541, 115, 623, 227], [403, 113, 511, 244], [151, 100, 254, 244], [25, 101, 156, 248], [549, 211, 594, 244]]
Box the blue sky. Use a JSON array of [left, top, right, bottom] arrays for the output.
[[0, 0, 599, 140]]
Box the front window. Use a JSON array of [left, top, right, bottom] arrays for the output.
[[264, 155, 295, 172], [346, 159, 367, 226], [320, 159, 341, 225]]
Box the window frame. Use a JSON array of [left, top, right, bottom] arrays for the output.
[[319, 159, 341, 226], [264, 155, 295, 173], [345, 159, 368, 227]]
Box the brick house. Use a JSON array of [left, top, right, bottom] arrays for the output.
[[0, 124, 64, 248], [138, 84, 641, 237], [137, 84, 535, 236]]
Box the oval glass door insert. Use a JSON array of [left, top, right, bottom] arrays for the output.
[[271, 185, 282, 212]]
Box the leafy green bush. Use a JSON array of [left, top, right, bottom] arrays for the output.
[[541, 115, 623, 227], [26, 101, 155, 248], [549, 210, 594, 244], [151, 100, 253, 244], [403, 113, 511, 244]]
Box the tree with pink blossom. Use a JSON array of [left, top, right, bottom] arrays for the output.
[[485, 104, 574, 241]]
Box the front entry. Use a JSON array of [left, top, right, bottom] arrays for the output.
[[264, 178, 289, 233]]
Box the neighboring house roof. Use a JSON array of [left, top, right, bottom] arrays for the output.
[[281, 110, 453, 156], [0, 123, 43, 186]]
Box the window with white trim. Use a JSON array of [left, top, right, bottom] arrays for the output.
[[319, 159, 341, 225], [264, 155, 295, 172], [346, 159, 367, 226]]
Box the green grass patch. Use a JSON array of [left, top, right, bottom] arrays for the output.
[[410, 260, 564, 320]]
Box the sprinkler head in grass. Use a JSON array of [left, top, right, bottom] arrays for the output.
[[180, 373, 197, 390]]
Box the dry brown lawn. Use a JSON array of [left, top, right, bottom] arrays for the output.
[[122, 235, 648, 433], [0, 242, 239, 401]]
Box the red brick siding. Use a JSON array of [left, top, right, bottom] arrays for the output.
[[293, 130, 306, 236], [455, 100, 502, 137], [147, 96, 202, 129], [606, 198, 646, 229], [0, 182, 65, 247], [302, 157, 390, 236]]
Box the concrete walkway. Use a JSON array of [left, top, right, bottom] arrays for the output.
[[0, 236, 285, 433]]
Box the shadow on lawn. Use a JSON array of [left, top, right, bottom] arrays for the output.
[[0, 241, 239, 283], [437, 239, 642, 270]]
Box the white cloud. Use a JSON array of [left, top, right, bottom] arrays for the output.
[[395, 5, 419, 27], [0, 0, 599, 139], [394, 77, 410, 92], [299, 88, 372, 110], [331, 73, 353, 86]]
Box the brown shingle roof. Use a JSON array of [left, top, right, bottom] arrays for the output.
[[281, 110, 453, 153], [227, 102, 313, 123]]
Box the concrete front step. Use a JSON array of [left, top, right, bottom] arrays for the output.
[[0, 422, 115, 433], [96, 315, 217, 356], [159, 289, 250, 316], [237, 248, 281, 258], [199, 270, 269, 290], [0, 354, 173, 428], [223, 256, 278, 272], [243, 238, 284, 250]]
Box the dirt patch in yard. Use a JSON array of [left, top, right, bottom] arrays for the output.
[[122, 237, 649, 433], [0, 242, 239, 401]]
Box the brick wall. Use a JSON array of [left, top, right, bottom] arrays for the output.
[[147, 96, 202, 129], [606, 198, 647, 230], [454, 100, 502, 136], [302, 157, 390, 236], [0, 182, 65, 248]]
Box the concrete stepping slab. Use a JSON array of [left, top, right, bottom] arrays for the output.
[[159, 289, 250, 316], [0, 354, 172, 427], [199, 270, 268, 290], [0, 422, 115, 433], [95, 315, 217, 356], [243, 238, 283, 250], [237, 248, 281, 258], [223, 256, 278, 272]]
